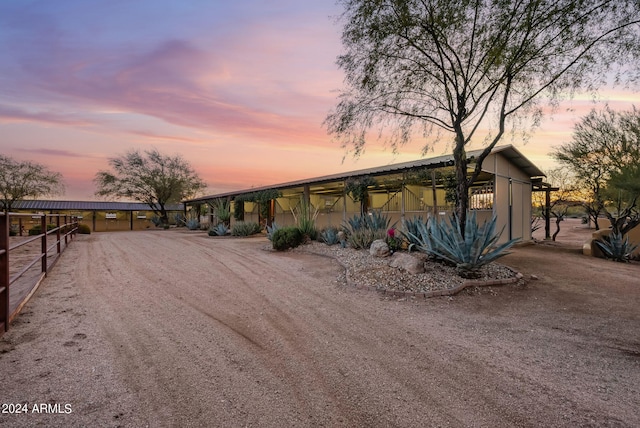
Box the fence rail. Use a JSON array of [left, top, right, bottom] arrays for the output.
[[0, 212, 78, 336]]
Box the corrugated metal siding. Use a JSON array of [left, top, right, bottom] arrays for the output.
[[187, 144, 545, 203], [12, 200, 184, 211]]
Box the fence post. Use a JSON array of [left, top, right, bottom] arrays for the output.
[[41, 215, 47, 276], [1, 214, 9, 332], [56, 215, 61, 254], [64, 215, 68, 245]]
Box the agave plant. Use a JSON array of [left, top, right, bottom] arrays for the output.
[[290, 198, 318, 240], [266, 222, 280, 241], [185, 218, 200, 230], [401, 216, 429, 248], [211, 199, 231, 225], [410, 212, 519, 278], [320, 227, 340, 245], [367, 210, 392, 230], [342, 212, 392, 249], [231, 221, 261, 236], [595, 232, 639, 262], [208, 223, 229, 236]]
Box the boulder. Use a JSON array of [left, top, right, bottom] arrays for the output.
[[389, 253, 425, 274], [370, 239, 390, 257]]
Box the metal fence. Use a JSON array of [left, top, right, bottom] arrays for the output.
[[0, 212, 78, 336]]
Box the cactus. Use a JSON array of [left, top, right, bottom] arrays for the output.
[[595, 232, 639, 262], [409, 212, 519, 278]]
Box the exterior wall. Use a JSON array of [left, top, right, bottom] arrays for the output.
[[481, 152, 533, 243], [584, 220, 640, 258], [224, 151, 536, 244], [11, 209, 183, 232]]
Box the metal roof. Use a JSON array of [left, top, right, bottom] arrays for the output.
[[11, 200, 184, 212], [187, 144, 545, 203]]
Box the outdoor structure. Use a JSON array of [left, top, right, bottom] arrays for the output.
[[187, 145, 546, 243], [10, 200, 185, 232], [583, 220, 640, 258]]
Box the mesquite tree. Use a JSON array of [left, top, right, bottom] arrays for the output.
[[95, 149, 206, 225], [0, 155, 64, 212], [325, 0, 640, 236]]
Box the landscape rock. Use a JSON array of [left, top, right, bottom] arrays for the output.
[[370, 239, 390, 257], [389, 253, 425, 274]]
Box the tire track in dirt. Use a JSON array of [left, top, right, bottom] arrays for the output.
[[4, 231, 639, 427]]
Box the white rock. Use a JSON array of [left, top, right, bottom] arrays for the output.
[[389, 253, 425, 274], [370, 239, 390, 257]]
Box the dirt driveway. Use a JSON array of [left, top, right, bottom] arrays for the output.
[[1, 226, 639, 427]]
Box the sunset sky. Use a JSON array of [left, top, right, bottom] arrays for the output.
[[0, 1, 637, 201]]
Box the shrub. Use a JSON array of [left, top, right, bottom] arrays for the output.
[[231, 221, 261, 237], [595, 232, 639, 262], [290, 198, 318, 240], [77, 223, 91, 234], [28, 224, 56, 236], [410, 212, 519, 278], [209, 223, 229, 236], [271, 227, 304, 251]]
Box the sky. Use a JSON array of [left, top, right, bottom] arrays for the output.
[[0, 0, 637, 201]]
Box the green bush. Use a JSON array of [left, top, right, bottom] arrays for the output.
[[28, 224, 57, 236], [77, 223, 91, 234], [231, 221, 261, 236], [271, 227, 304, 251]]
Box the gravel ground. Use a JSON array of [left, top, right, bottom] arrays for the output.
[[291, 241, 517, 293], [1, 228, 639, 427]]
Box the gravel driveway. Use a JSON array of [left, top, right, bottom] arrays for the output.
[[1, 229, 639, 427]]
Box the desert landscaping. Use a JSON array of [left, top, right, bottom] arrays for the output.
[[0, 218, 639, 427]]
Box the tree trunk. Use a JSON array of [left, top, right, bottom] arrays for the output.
[[552, 216, 562, 241], [159, 203, 168, 226], [453, 141, 469, 237]]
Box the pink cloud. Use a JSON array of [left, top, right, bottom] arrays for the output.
[[16, 148, 85, 158], [0, 105, 93, 127]]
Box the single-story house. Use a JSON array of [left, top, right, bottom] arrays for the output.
[[186, 145, 547, 243]]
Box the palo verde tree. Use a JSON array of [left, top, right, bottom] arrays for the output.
[[0, 155, 64, 213], [94, 149, 206, 225], [325, 0, 640, 236], [553, 106, 640, 235]]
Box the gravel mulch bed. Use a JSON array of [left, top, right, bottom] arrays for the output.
[[290, 241, 520, 296]]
